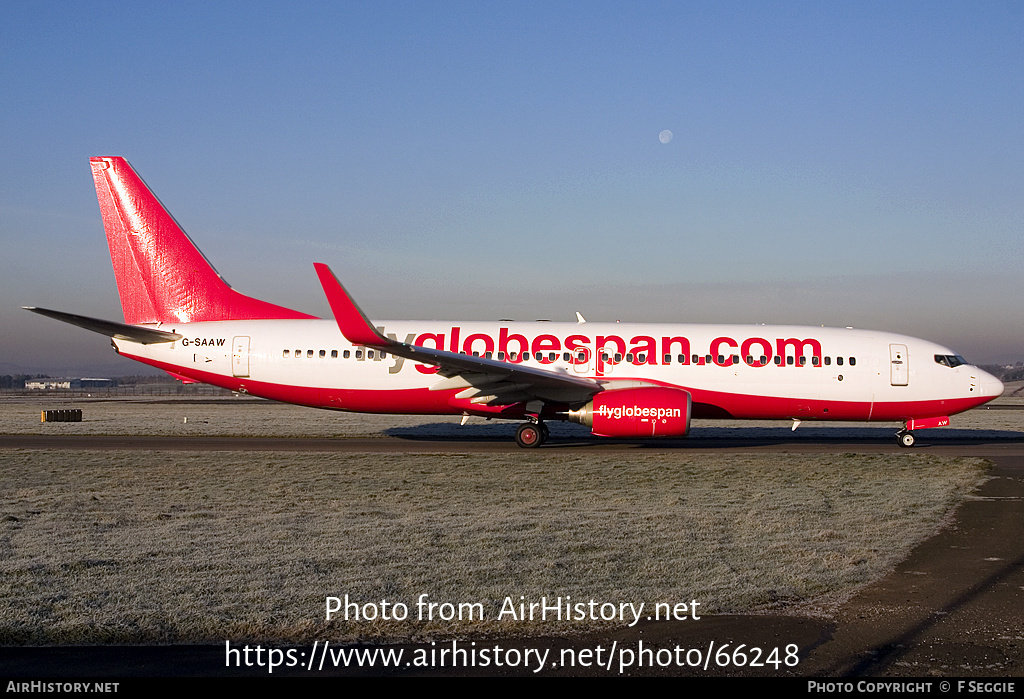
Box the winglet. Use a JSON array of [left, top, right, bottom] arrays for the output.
[[313, 263, 391, 346]]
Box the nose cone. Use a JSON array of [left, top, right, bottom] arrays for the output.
[[978, 368, 1004, 400]]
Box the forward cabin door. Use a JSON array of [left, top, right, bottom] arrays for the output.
[[890, 344, 908, 386], [232, 336, 251, 378]]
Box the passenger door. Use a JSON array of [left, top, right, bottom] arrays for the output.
[[890, 344, 908, 386], [232, 336, 251, 378]]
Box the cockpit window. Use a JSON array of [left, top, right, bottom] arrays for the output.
[[934, 354, 968, 368]]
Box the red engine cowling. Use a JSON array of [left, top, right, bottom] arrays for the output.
[[568, 387, 692, 438]]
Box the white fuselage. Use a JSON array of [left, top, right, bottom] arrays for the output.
[[114, 319, 1003, 423]]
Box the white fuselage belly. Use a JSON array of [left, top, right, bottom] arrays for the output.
[[115, 319, 998, 423]]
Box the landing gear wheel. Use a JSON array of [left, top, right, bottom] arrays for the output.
[[515, 422, 544, 448], [897, 431, 916, 448]]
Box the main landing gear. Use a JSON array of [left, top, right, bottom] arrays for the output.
[[896, 430, 916, 448], [515, 420, 549, 448]]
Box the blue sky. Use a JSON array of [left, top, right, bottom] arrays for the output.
[[2, 1, 1022, 373]]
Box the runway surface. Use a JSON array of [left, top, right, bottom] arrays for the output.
[[3, 431, 1024, 455], [3, 430, 1023, 676]]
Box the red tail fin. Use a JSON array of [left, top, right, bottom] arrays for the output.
[[90, 156, 315, 324]]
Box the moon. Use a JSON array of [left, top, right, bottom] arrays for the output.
[[658, 129, 673, 144]]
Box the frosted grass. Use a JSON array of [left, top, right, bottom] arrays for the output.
[[0, 448, 986, 644]]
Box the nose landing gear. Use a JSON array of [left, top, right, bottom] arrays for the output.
[[897, 430, 916, 448]]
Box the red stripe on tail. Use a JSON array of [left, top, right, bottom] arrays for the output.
[[90, 157, 316, 324]]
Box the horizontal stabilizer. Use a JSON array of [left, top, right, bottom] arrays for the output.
[[23, 307, 182, 344], [165, 371, 201, 384]]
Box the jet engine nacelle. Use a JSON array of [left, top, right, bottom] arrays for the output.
[[567, 386, 692, 438]]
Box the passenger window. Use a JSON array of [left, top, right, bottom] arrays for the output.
[[380, 351, 386, 359], [774, 356, 782, 365], [824, 356, 831, 366], [812, 356, 819, 366], [664, 354, 672, 363], [799, 356, 806, 366], [355, 350, 362, 359], [745, 355, 753, 365], [295, 349, 301, 357], [331, 350, 338, 358], [849, 357, 856, 366], [614, 353, 622, 362], [368, 351, 375, 359], [485, 352, 493, 359], [626, 353, 634, 362], [319, 350, 326, 358], [760, 355, 767, 365], [343, 350, 350, 359], [549, 352, 556, 361], [787, 356, 794, 366], [563, 352, 571, 362], [307, 349, 314, 358], [498, 352, 506, 360], [692, 354, 699, 364], [283, 350, 290, 357], [638, 354, 646, 363], [732, 355, 739, 365], [837, 357, 844, 366]]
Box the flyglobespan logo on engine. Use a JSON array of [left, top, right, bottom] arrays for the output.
[[596, 405, 682, 420]]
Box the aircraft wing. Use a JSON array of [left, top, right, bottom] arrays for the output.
[[314, 263, 603, 407]]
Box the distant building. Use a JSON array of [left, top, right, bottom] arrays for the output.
[[25, 378, 117, 390]]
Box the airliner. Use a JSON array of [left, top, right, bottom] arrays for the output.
[[26, 157, 1003, 447]]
